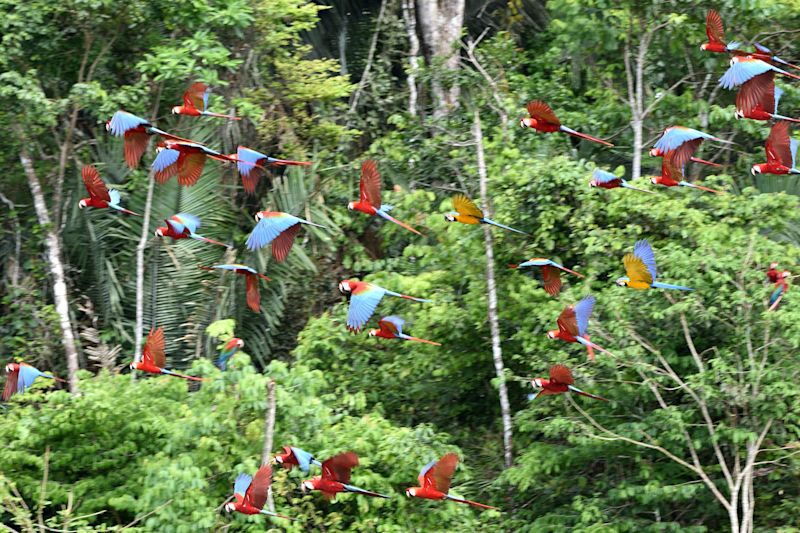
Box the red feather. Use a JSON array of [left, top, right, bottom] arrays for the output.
[[271, 223, 301, 262]]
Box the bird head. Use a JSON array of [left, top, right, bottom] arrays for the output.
[[734, 109, 744, 120], [254, 211, 265, 223], [530, 378, 543, 390], [171, 106, 181, 115], [234, 338, 245, 349], [546, 329, 558, 340], [274, 455, 284, 465], [223, 502, 236, 513], [302, 480, 315, 492], [589, 179, 598, 188], [104, 120, 112, 132], [648, 148, 660, 157], [444, 212, 457, 222], [782, 270, 792, 278], [615, 276, 630, 287], [129, 361, 137, 371], [5, 364, 13, 373], [700, 43, 708, 51], [347, 201, 354, 211], [368, 328, 379, 337], [751, 165, 763, 176], [770, 262, 780, 270], [406, 488, 416, 497], [78, 198, 88, 209], [650, 176, 660, 185], [338, 280, 353, 295], [519, 117, 536, 128], [154, 227, 166, 238]]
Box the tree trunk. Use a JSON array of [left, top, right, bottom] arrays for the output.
[[402, 0, 420, 117], [16, 133, 80, 393], [261, 379, 277, 513], [472, 110, 513, 469], [134, 169, 157, 363], [416, 0, 465, 117]]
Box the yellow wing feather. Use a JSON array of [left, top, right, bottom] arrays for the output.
[[623, 253, 653, 285], [452, 194, 484, 219]]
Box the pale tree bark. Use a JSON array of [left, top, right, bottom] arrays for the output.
[[472, 109, 512, 469], [401, 0, 420, 116], [133, 169, 157, 363], [416, 0, 465, 117], [261, 379, 277, 513]]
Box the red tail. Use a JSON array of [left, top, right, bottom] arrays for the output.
[[682, 182, 723, 195], [772, 114, 800, 123], [448, 496, 498, 510], [51, 376, 67, 383], [195, 236, 228, 247], [780, 69, 800, 81], [118, 207, 142, 216], [377, 210, 423, 236], [558, 265, 585, 278], [203, 112, 241, 120], [270, 159, 312, 167], [690, 157, 722, 167], [561, 126, 614, 147], [166, 370, 208, 382], [405, 336, 442, 346]]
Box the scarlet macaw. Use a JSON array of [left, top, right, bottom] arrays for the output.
[[547, 296, 614, 360], [301, 452, 390, 500], [405, 453, 497, 510], [615, 240, 693, 291], [214, 337, 244, 371], [129, 327, 205, 381], [348, 160, 422, 236], [444, 194, 528, 235], [274, 446, 322, 473], [155, 213, 227, 247], [589, 169, 655, 194], [199, 264, 271, 313], [2, 363, 64, 401], [767, 262, 780, 283], [734, 82, 799, 123], [78, 166, 140, 215], [650, 126, 731, 168], [246, 211, 325, 261], [719, 57, 800, 118], [650, 157, 723, 194], [751, 121, 800, 175], [338, 279, 431, 332], [106, 110, 193, 168], [232, 146, 311, 194], [151, 140, 241, 187], [702, 11, 800, 69], [528, 364, 608, 402], [769, 270, 791, 311], [172, 82, 240, 119], [510, 257, 585, 296], [224, 464, 296, 520], [368, 316, 441, 345], [520, 100, 614, 146]]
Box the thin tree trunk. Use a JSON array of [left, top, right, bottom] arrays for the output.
[[134, 169, 157, 362], [348, 0, 386, 115], [16, 130, 80, 393], [401, 0, 420, 117], [338, 12, 348, 76], [416, 0, 465, 117], [472, 110, 513, 469], [261, 379, 277, 513]]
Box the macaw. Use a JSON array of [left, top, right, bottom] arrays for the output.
[[720, 57, 800, 118], [129, 327, 205, 381], [224, 464, 296, 520], [274, 446, 322, 473], [769, 270, 791, 311], [615, 240, 693, 291], [752, 121, 800, 175], [527, 364, 608, 402], [702, 11, 800, 69], [520, 100, 614, 146], [650, 157, 723, 194], [172, 82, 240, 119], [199, 264, 271, 313], [510, 257, 585, 297], [152, 140, 241, 187], [3, 363, 64, 401], [589, 169, 655, 194], [767, 262, 780, 283], [338, 279, 431, 332], [650, 126, 731, 168], [155, 213, 227, 247], [106, 110, 193, 168], [734, 81, 799, 122], [301, 452, 390, 500], [547, 296, 615, 360], [444, 194, 528, 235], [232, 146, 311, 194], [368, 316, 441, 345], [214, 337, 244, 371], [246, 211, 325, 261], [78, 166, 140, 215], [405, 453, 497, 510], [348, 159, 422, 236]]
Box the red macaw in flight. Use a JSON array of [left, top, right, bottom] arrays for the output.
[[520, 100, 614, 146], [155, 213, 227, 247], [224, 464, 296, 520], [338, 279, 431, 332], [589, 169, 655, 194], [702, 10, 800, 69], [650, 126, 731, 168], [650, 157, 723, 194], [274, 446, 322, 473], [3, 363, 64, 401], [301, 452, 390, 500], [528, 364, 608, 402], [129, 327, 205, 381], [510, 257, 585, 296], [214, 337, 244, 371], [246, 211, 326, 262], [348, 160, 422, 236], [752, 121, 800, 176], [200, 264, 271, 313], [172, 82, 240, 119], [445, 194, 528, 235], [78, 166, 140, 216], [767, 262, 780, 283], [769, 270, 791, 311], [615, 240, 694, 291], [547, 295, 615, 360], [405, 453, 497, 510], [106, 110, 193, 168], [720, 57, 800, 119], [368, 316, 441, 345], [231, 146, 311, 194], [151, 140, 243, 187]]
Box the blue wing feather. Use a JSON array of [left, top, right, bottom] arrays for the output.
[[291, 447, 315, 473], [633, 240, 658, 281], [574, 296, 596, 337], [152, 149, 180, 172], [108, 189, 121, 207], [719, 59, 782, 89], [18, 365, 43, 394], [774, 86, 784, 115], [382, 315, 406, 335], [233, 473, 252, 498], [348, 285, 386, 330], [419, 458, 438, 479], [237, 147, 267, 177], [769, 284, 785, 306], [108, 111, 149, 136], [653, 127, 713, 152], [174, 213, 201, 234], [592, 169, 619, 184], [246, 214, 301, 251], [790, 138, 798, 169]]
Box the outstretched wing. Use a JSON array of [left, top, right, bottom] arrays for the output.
[[290, 447, 315, 472], [719, 58, 779, 89], [556, 306, 579, 337], [347, 283, 386, 331], [526, 100, 560, 126], [17, 364, 42, 394], [541, 265, 562, 296], [452, 194, 483, 218], [124, 130, 151, 169], [107, 110, 149, 135], [184, 82, 208, 112], [591, 169, 619, 184], [549, 364, 574, 386], [270, 223, 301, 262], [573, 296, 596, 337], [705, 10, 726, 45], [246, 212, 301, 251], [766, 121, 793, 167], [428, 453, 458, 494], [81, 166, 111, 202], [173, 213, 201, 235], [322, 452, 359, 483], [378, 316, 404, 336], [244, 464, 272, 510], [360, 159, 382, 207], [245, 274, 261, 312], [152, 148, 180, 183], [669, 138, 704, 169], [236, 146, 267, 193], [653, 126, 710, 153], [143, 327, 166, 368], [737, 72, 775, 116], [176, 152, 206, 187], [233, 473, 252, 501], [2, 366, 19, 400]]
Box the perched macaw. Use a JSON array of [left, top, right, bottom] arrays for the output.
[[702, 11, 800, 69], [767, 262, 781, 283], [444, 194, 528, 235], [720, 57, 800, 118], [152, 140, 241, 187], [224, 464, 296, 520], [301, 452, 390, 500], [650, 126, 730, 168], [752, 121, 800, 175], [547, 296, 614, 360], [78, 166, 140, 216], [527, 364, 608, 402], [2, 363, 64, 401], [510, 257, 585, 296], [348, 159, 422, 236], [200, 264, 271, 313], [214, 337, 244, 371], [155, 213, 227, 247], [172, 82, 240, 119], [405, 453, 497, 510], [520, 100, 614, 146], [338, 279, 431, 332], [274, 446, 322, 473], [245, 211, 325, 261], [129, 327, 205, 381], [615, 240, 693, 291], [106, 111, 193, 168], [368, 316, 441, 345], [589, 169, 655, 194], [650, 157, 723, 194], [769, 270, 791, 311], [232, 146, 311, 194]]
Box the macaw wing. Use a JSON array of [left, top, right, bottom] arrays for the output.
[[360, 159, 382, 207], [429, 453, 458, 494], [173, 213, 201, 235], [452, 194, 483, 218], [719, 58, 776, 89], [766, 121, 792, 166], [322, 452, 358, 483], [653, 126, 709, 153], [245, 274, 261, 312], [541, 265, 562, 296], [291, 447, 314, 472], [790, 138, 798, 168], [737, 72, 775, 115], [573, 296, 596, 337], [124, 129, 151, 169], [236, 146, 267, 177], [662, 156, 686, 182], [108, 189, 122, 207], [633, 239, 657, 281], [246, 213, 300, 251], [176, 152, 206, 186], [244, 464, 271, 510], [17, 364, 42, 394], [773, 85, 784, 115], [549, 364, 574, 385], [556, 306, 579, 337], [418, 459, 438, 487], [705, 10, 725, 44], [233, 473, 252, 501], [769, 283, 786, 306], [379, 315, 404, 336], [591, 169, 619, 184], [143, 327, 166, 368], [2, 366, 19, 401], [270, 222, 301, 262], [526, 100, 560, 126], [152, 148, 180, 183], [753, 42, 772, 54], [670, 138, 704, 169], [81, 166, 110, 202], [347, 284, 386, 331], [623, 254, 653, 285], [184, 82, 208, 112], [108, 110, 149, 135]]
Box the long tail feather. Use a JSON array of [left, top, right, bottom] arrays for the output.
[[259, 510, 299, 521], [343, 484, 391, 498], [376, 209, 423, 236], [400, 334, 442, 346], [576, 336, 614, 358], [446, 495, 498, 510], [191, 234, 228, 247], [44, 375, 67, 383], [768, 294, 784, 311], [773, 57, 800, 70], [161, 369, 207, 381], [560, 125, 614, 147], [771, 114, 800, 123], [111, 205, 142, 216], [269, 158, 312, 166], [202, 112, 241, 120], [679, 181, 723, 194], [621, 182, 657, 194], [651, 281, 694, 291], [569, 385, 609, 402], [481, 218, 529, 235], [556, 265, 586, 278], [689, 156, 722, 167]]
